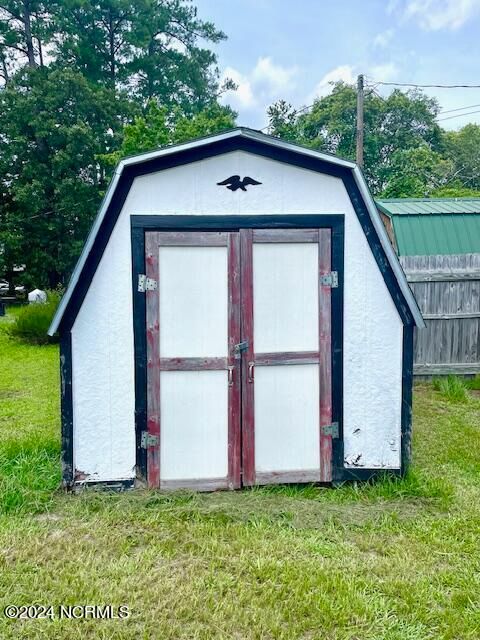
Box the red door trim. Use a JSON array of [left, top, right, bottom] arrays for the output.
[[228, 233, 242, 489], [145, 231, 161, 488], [240, 229, 255, 486], [319, 228, 333, 482]]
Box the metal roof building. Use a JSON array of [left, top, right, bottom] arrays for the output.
[[377, 198, 480, 256], [377, 197, 480, 377]]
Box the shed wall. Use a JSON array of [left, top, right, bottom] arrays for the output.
[[71, 151, 404, 482]]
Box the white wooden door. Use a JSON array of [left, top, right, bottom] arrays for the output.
[[240, 229, 333, 485], [145, 231, 241, 490], [144, 227, 333, 490]]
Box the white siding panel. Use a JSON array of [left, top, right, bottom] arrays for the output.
[[254, 364, 320, 473], [160, 370, 228, 480], [253, 243, 319, 353], [71, 150, 403, 481], [72, 211, 135, 481], [159, 246, 228, 358]]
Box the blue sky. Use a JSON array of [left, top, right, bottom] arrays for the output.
[[195, 0, 480, 130]]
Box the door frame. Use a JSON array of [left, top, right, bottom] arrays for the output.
[[131, 214, 345, 486]]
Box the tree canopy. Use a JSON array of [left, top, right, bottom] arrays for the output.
[[0, 0, 236, 288], [267, 83, 480, 198], [2, 4, 480, 290]]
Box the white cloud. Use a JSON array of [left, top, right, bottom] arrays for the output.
[[306, 62, 398, 104], [221, 67, 255, 109], [220, 57, 297, 112], [398, 0, 480, 30], [251, 57, 296, 92], [306, 65, 356, 102], [369, 62, 398, 82], [373, 28, 394, 48]]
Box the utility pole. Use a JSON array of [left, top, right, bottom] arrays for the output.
[[356, 74, 364, 168]]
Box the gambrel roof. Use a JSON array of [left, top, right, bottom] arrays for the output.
[[49, 127, 424, 335]]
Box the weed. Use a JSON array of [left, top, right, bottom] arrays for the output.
[[432, 374, 468, 403]]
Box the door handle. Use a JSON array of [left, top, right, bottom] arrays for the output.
[[228, 366, 234, 386], [248, 361, 254, 383]]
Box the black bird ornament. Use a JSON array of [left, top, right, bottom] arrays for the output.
[[217, 175, 262, 191]]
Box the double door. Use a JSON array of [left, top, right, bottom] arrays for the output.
[[144, 228, 334, 490]]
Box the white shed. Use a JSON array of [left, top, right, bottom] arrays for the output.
[[49, 128, 424, 490]]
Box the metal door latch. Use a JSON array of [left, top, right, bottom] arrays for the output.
[[138, 274, 158, 292], [234, 341, 249, 358]]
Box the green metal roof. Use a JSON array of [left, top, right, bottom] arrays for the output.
[[377, 197, 480, 215], [390, 214, 480, 256], [376, 198, 480, 256]]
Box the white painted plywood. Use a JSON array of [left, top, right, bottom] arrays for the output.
[[253, 243, 319, 353], [71, 150, 404, 482], [254, 364, 320, 473], [159, 246, 228, 358], [160, 370, 228, 480]]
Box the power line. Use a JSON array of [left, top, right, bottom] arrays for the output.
[[440, 103, 480, 114], [437, 108, 480, 122], [368, 79, 480, 89]]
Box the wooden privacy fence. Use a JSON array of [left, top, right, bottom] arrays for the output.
[[400, 254, 480, 376]]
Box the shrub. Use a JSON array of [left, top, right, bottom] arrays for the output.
[[8, 289, 62, 344], [432, 375, 468, 403]]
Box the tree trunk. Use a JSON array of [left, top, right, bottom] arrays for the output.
[[23, 0, 37, 67], [108, 11, 115, 87], [37, 36, 44, 67], [0, 49, 9, 83]]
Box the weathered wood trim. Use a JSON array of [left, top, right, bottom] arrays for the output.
[[73, 478, 135, 492], [254, 351, 319, 366], [145, 231, 161, 488], [251, 229, 319, 243], [160, 477, 230, 491], [406, 271, 480, 283], [240, 228, 255, 487], [159, 357, 227, 371], [228, 232, 242, 489], [414, 362, 480, 375], [422, 312, 480, 320], [60, 332, 74, 488], [255, 470, 321, 485], [319, 228, 333, 483], [157, 231, 229, 246]]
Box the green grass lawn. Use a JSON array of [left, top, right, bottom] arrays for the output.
[[1, 311, 480, 639]]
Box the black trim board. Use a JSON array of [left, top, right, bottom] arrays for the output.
[[401, 325, 414, 475], [57, 134, 415, 335], [131, 214, 345, 485], [60, 332, 73, 487]]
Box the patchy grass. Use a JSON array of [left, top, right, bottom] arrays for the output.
[[432, 375, 469, 404], [1, 309, 480, 639]]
